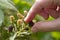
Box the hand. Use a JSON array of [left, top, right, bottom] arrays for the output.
[[24, 0, 60, 32]]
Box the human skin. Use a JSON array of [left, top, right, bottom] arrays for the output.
[[24, 0, 60, 33]]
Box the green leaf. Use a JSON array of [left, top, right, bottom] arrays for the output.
[[48, 16, 54, 20], [13, 1, 31, 13], [51, 32, 60, 39], [0, 0, 17, 11], [0, 10, 4, 26], [13, 0, 20, 4]]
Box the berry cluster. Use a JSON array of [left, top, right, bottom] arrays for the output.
[[8, 10, 34, 39]]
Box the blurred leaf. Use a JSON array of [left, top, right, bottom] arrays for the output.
[[13, 0, 34, 14], [18, 1, 31, 13], [10, 33, 17, 40], [13, 0, 20, 4], [8, 0, 15, 5], [0, 0, 17, 11], [51, 32, 60, 39], [41, 33, 53, 40], [13, 0, 34, 5], [21, 0, 34, 4], [48, 16, 54, 20], [31, 32, 48, 40], [0, 10, 4, 26], [14, 1, 31, 13], [35, 15, 45, 22]]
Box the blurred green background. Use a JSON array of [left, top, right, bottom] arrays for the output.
[[0, 0, 60, 40]]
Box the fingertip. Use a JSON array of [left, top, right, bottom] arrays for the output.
[[24, 11, 33, 23], [24, 11, 37, 23], [24, 17, 29, 23]]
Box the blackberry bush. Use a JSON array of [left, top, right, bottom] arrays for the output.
[[0, 0, 59, 40]]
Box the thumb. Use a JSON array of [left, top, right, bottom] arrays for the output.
[[32, 18, 60, 33]]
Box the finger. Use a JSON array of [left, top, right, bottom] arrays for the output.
[[24, 2, 40, 22], [48, 9, 59, 19], [39, 12, 49, 19], [31, 18, 60, 33], [38, 5, 57, 19], [24, 0, 52, 22], [38, 9, 49, 19], [45, 6, 59, 19]]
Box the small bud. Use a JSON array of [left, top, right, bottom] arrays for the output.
[[17, 13, 24, 19], [24, 10, 28, 14], [8, 25, 14, 32], [17, 19, 22, 26], [10, 15, 15, 23], [32, 20, 37, 23], [24, 10, 28, 16], [29, 21, 34, 27]]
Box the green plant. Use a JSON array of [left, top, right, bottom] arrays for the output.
[[0, 0, 60, 40], [8, 11, 33, 40]]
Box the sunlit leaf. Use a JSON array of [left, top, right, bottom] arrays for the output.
[[13, 0, 20, 4], [48, 16, 54, 20], [51, 32, 60, 39]]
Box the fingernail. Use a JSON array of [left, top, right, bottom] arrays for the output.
[[24, 17, 29, 22], [24, 15, 30, 23]]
